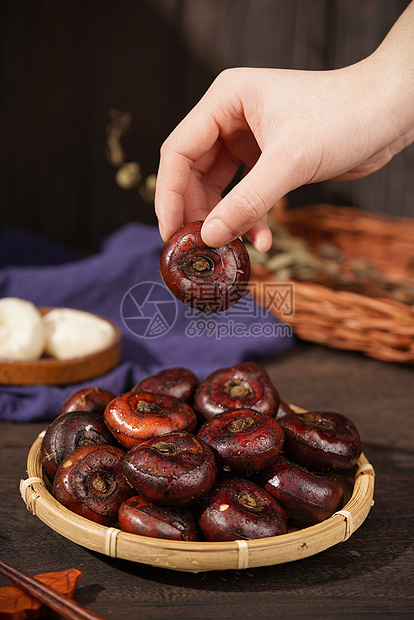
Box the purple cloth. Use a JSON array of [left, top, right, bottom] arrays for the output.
[[0, 223, 295, 422]]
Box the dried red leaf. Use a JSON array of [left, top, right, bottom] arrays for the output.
[[0, 568, 82, 620]]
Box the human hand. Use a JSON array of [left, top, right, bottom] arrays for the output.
[[155, 4, 414, 252]]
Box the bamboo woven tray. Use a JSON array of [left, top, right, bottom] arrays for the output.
[[0, 308, 121, 386], [249, 201, 414, 364], [20, 421, 375, 573]]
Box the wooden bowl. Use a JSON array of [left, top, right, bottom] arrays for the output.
[[20, 414, 375, 573], [0, 308, 121, 386]]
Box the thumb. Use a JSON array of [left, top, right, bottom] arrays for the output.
[[200, 151, 295, 250]]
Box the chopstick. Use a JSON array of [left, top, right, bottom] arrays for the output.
[[0, 558, 107, 620]]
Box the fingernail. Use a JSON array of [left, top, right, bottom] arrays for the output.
[[201, 218, 234, 247]]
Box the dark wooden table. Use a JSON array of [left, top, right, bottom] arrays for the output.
[[1, 342, 413, 619]]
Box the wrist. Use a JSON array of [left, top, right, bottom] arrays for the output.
[[364, 3, 414, 150]]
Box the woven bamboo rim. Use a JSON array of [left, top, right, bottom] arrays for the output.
[[249, 201, 414, 364], [20, 421, 375, 573]]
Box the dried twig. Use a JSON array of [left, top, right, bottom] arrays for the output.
[[105, 108, 156, 202]]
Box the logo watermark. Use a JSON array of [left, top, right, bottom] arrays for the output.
[[120, 281, 178, 338], [120, 280, 294, 339], [185, 318, 293, 340], [183, 281, 294, 319]]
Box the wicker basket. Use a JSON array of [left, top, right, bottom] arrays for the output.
[[20, 417, 375, 573], [250, 201, 414, 364]]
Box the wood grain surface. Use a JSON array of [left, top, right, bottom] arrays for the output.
[[1, 341, 413, 618]]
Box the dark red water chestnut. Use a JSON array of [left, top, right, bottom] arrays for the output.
[[194, 361, 280, 421], [133, 367, 199, 404], [159, 220, 250, 313], [198, 478, 287, 541], [197, 408, 284, 476], [41, 410, 117, 483], [60, 386, 116, 415], [259, 456, 344, 524], [118, 495, 199, 541], [103, 391, 197, 449], [122, 431, 218, 507], [279, 411, 362, 474], [53, 444, 133, 526]]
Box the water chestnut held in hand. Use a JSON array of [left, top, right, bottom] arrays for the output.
[[160, 221, 250, 313]]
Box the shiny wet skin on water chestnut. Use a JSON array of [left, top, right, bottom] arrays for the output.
[[44, 362, 363, 540], [159, 221, 250, 313], [52, 444, 134, 526], [197, 408, 284, 476], [194, 361, 280, 420]]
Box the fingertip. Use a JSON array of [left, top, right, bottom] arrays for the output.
[[201, 218, 235, 247], [243, 215, 273, 253], [158, 224, 169, 243], [252, 227, 273, 253]]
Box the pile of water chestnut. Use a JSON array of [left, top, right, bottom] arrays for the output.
[[41, 362, 362, 542]]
